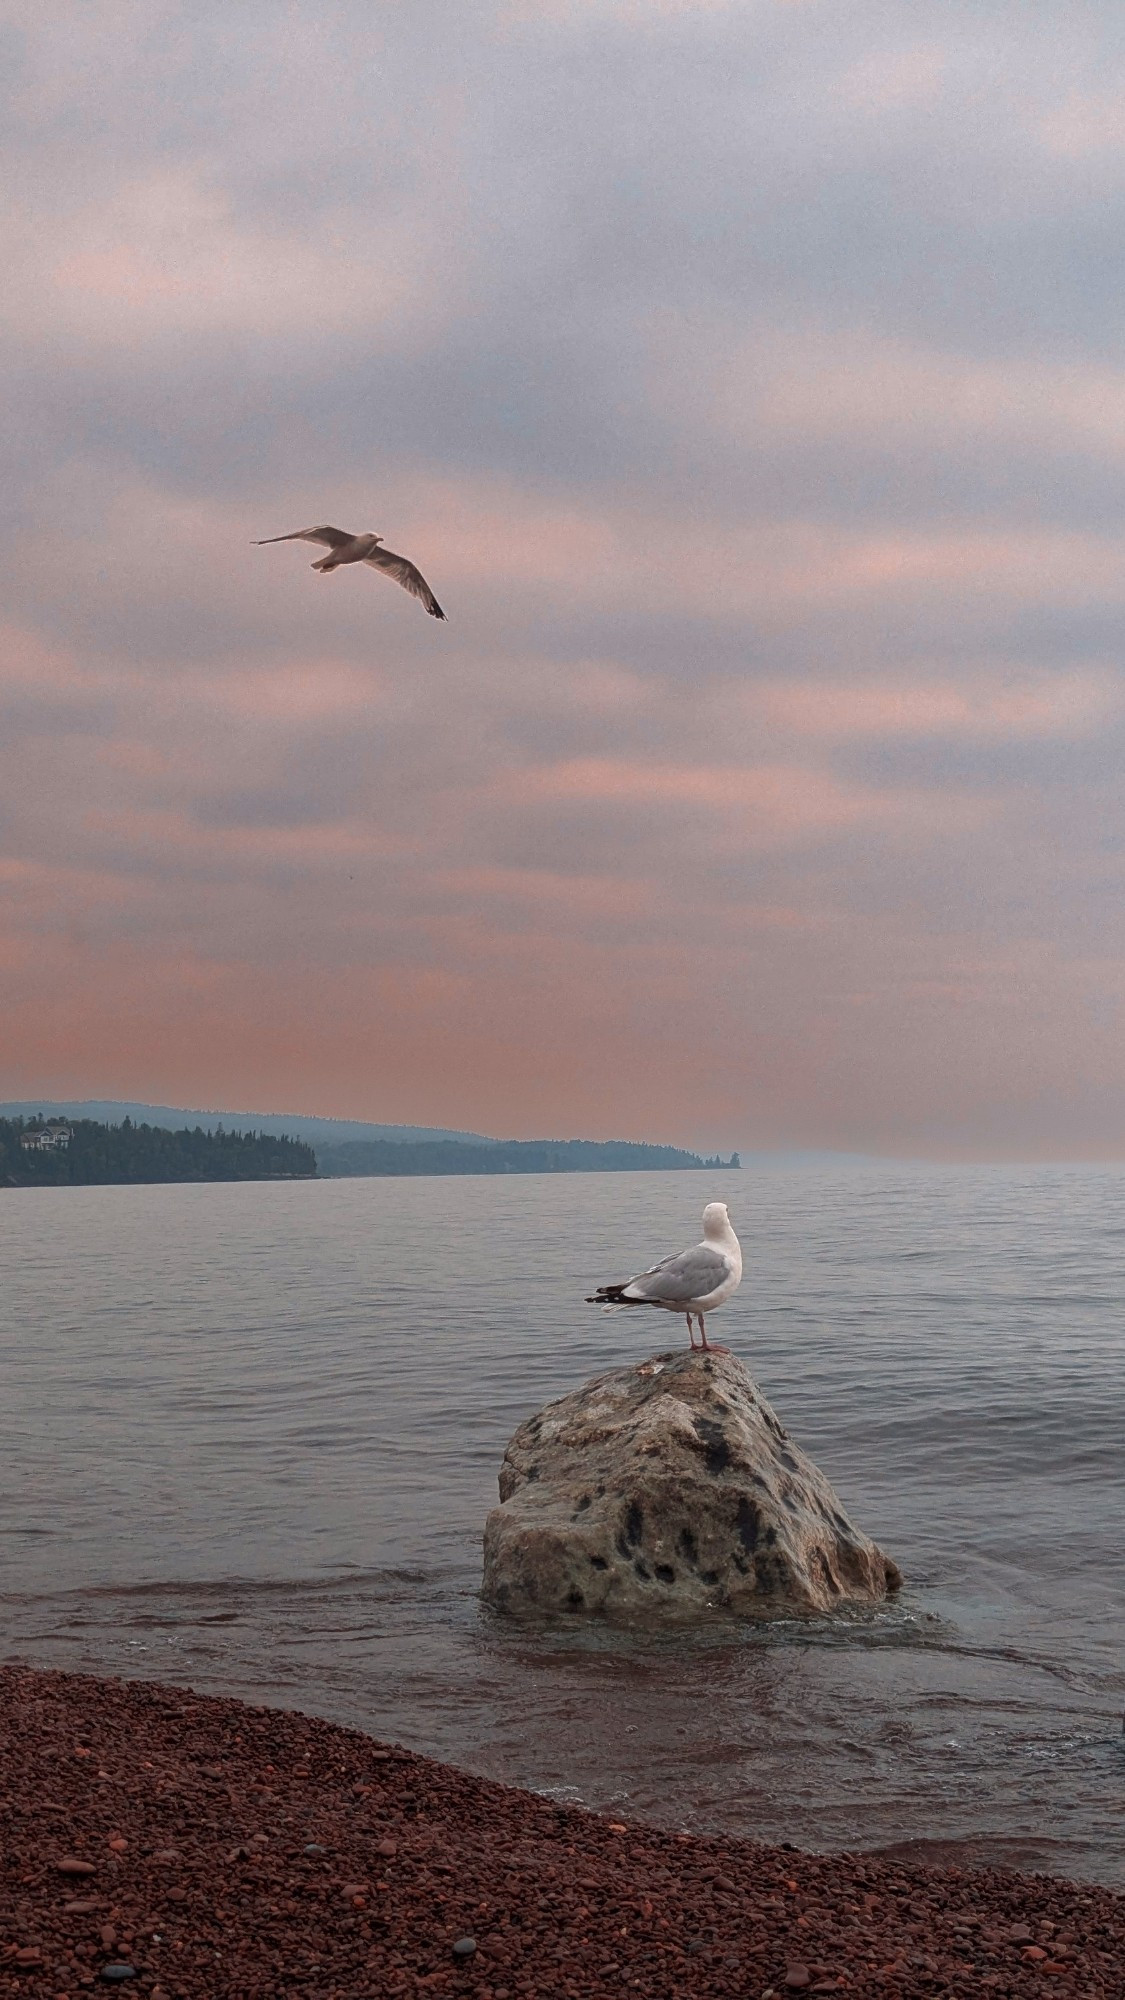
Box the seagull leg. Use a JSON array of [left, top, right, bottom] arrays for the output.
[[697, 1315, 729, 1355], [685, 1312, 700, 1350]]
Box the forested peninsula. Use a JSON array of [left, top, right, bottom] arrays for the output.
[[2, 1107, 739, 1186], [0, 1116, 316, 1187], [317, 1137, 740, 1176]]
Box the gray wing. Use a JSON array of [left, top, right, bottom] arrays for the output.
[[624, 1243, 731, 1304], [364, 544, 446, 620], [254, 526, 353, 549]]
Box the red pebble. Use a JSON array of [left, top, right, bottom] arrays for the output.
[[57, 1859, 96, 1877], [6, 1665, 1125, 2000]]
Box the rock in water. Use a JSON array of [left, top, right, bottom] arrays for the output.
[[482, 1349, 901, 1622]]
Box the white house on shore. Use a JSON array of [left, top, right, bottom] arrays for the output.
[[19, 1121, 74, 1152]]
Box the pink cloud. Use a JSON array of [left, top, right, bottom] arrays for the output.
[[659, 324, 1125, 473], [7, 165, 448, 353], [747, 672, 1121, 743], [1039, 89, 1125, 158], [836, 43, 947, 114], [510, 754, 988, 845]]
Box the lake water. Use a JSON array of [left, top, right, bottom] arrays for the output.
[[1, 1168, 1122, 1886]]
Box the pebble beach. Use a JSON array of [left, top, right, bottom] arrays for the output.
[[1, 1667, 1121, 2000]]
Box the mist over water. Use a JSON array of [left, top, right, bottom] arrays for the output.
[[2, 1167, 1122, 1885]]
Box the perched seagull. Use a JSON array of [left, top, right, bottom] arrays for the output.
[[587, 1202, 742, 1352], [254, 526, 446, 619]]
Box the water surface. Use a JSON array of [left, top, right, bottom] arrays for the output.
[[2, 1167, 1122, 1884]]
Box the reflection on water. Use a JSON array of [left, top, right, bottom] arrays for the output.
[[2, 1167, 1123, 1884]]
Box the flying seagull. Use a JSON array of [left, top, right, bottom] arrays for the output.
[[587, 1202, 742, 1352], [254, 526, 445, 619]]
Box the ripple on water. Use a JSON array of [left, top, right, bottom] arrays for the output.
[[1, 1166, 1124, 1884]]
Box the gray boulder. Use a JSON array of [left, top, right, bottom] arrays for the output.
[[482, 1348, 901, 1622]]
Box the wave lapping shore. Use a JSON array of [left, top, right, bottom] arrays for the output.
[[1, 1667, 1122, 1998]]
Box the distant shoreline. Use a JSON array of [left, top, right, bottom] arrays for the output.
[[316, 1137, 740, 1178], [2, 1102, 740, 1185]]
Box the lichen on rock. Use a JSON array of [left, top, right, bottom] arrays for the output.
[[482, 1348, 901, 1622]]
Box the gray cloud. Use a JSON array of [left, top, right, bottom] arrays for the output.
[[5, 1, 1125, 1151]]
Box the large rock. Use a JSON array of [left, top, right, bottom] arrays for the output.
[[482, 1348, 901, 1622]]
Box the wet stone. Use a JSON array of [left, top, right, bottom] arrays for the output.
[[483, 1349, 900, 1622], [452, 1936, 477, 1958]]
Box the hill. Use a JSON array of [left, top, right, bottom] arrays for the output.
[[0, 1100, 491, 1148]]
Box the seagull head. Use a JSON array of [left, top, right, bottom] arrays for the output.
[[702, 1201, 732, 1237]]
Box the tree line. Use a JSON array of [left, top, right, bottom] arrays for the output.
[[1, 1116, 317, 1187]]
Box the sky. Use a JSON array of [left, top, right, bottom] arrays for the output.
[[5, 1, 1125, 1159]]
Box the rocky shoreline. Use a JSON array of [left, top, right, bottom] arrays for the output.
[[1, 1666, 1121, 1998]]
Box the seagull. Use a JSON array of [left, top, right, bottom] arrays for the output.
[[254, 526, 445, 619], [586, 1202, 742, 1352]]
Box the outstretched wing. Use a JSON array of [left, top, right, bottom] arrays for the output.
[[624, 1243, 732, 1304], [364, 544, 446, 620], [254, 526, 353, 549]]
